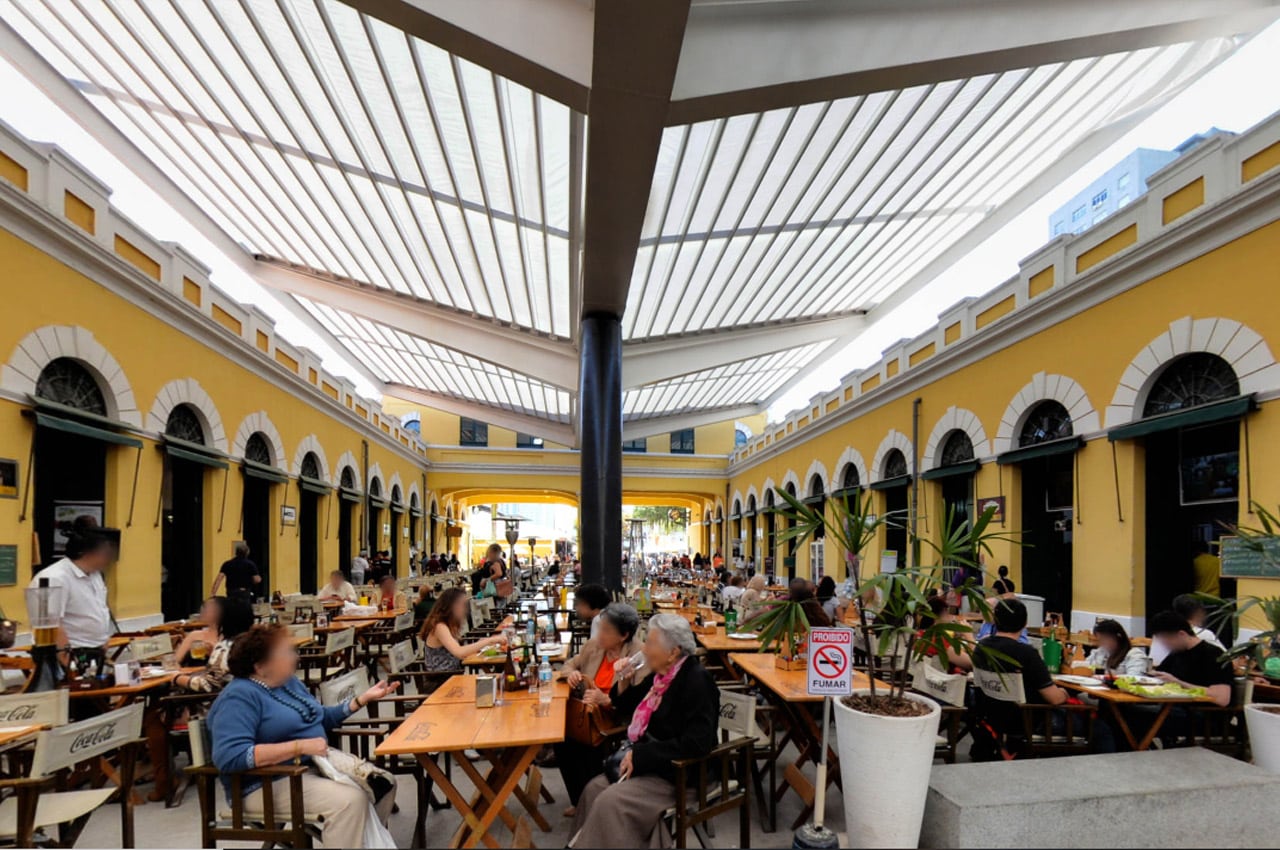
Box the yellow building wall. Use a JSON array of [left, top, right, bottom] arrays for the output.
[[729, 217, 1280, 622], [0, 228, 427, 623]]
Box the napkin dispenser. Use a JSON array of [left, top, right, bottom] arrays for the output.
[[475, 675, 496, 708]]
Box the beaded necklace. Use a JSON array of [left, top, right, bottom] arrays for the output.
[[249, 676, 320, 725]]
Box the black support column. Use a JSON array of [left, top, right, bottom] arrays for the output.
[[579, 313, 624, 591]]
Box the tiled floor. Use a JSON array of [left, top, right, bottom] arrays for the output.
[[77, 747, 850, 848]]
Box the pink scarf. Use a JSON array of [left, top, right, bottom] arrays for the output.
[[627, 656, 687, 743]]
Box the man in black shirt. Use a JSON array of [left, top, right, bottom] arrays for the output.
[[1151, 611, 1234, 706], [212, 541, 261, 602]]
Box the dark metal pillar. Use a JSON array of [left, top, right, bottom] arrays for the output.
[[579, 313, 624, 591]]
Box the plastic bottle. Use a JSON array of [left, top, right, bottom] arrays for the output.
[[525, 645, 538, 694], [538, 654, 553, 710]]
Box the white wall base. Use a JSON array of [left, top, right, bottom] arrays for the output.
[[1071, 609, 1144, 638]]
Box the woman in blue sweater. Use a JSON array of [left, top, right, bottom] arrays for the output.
[[206, 624, 400, 847]]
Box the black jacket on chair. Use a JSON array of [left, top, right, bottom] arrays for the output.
[[610, 657, 719, 784]]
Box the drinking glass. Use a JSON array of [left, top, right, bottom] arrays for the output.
[[161, 652, 180, 674], [190, 641, 210, 663]]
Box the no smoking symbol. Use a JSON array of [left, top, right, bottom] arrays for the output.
[[814, 645, 847, 679]]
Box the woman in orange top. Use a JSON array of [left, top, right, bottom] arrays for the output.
[[556, 603, 644, 816]]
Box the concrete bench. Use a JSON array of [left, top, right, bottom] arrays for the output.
[[920, 748, 1280, 848]]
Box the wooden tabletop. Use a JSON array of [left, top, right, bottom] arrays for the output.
[[11, 635, 130, 654], [696, 627, 766, 653], [730, 652, 874, 703], [425, 674, 571, 705], [463, 644, 566, 667], [1029, 627, 1152, 648], [336, 609, 407, 621], [68, 670, 180, 699], [0, 724, 43, 748], [146, 621, 205, 634], [316, 619, 378, 633], [1054, 677, 1216, 705], [376, 695, 567, 756]]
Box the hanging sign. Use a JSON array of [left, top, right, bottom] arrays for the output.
[[807, 627, 853, 697]]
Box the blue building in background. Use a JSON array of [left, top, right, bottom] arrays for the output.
[[1048, 130, 1231, 239]]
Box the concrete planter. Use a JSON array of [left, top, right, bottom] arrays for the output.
[[1245, 703, 1280, 774], [833, 688, 940, 848]]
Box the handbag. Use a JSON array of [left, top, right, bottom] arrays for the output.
[[494, 577, 515, 598], [603, 741, 632, 784], [565, 695, 615, 748]]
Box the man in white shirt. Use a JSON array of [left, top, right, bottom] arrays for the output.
[[350, 549, 370, 586], [722, 575, 746, 606], [1150, 594, 1224, 666], [27, 529, 116, 649], [318, 570, 357, 603]]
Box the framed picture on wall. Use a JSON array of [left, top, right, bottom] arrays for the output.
[[280, 505, 297, 527], [0, 459, 17, 499], [52, 501, 104, 554]]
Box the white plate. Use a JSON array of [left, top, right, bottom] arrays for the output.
[[727, 633, 759, 640], [1127, 676, 1162, 686], [1054, 674, 1105, 688], [536, 644, 562, 655]]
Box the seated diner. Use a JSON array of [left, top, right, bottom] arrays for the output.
[[418, 587, 510, 673]]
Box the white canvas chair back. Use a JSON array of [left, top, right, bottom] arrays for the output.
[[0, 690, 69, 729], [469, 598, 490, 629], [253, 602, 272, 619], [323, 627, 355, 655], [129, 634, 172, 662], [973, 667, 1027, 704], [912, 662, 968, 707], [286, 622, 315, 640], [318, 668, 370, 708], [387, 640, 416, 675], [717, 688, 763, 743], [392, 611, 413, 632], [286, 597, 323, 618], [31, 703, 143, 777]]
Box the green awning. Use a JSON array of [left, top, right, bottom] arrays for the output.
[[802, 494, 825, 506], [162, 436, 229, 470], [242, 459, 288, 483], [831, 486, 862, 500], [997, 435, 1084, 465], [921, 460, 981, 481], [339, 487, 363, 503], [869, 474, 912, 491], [299, 476, 331, 495], [369, 497, 388, 510], [31, 410, 142, 449], [1108, 395, 1254, 442], [391, 501, 405, 514], [728, 512, 742, 521], [410, 505, 424, 518]]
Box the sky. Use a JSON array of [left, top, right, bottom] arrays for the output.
[[1, 18, 1279, 426]]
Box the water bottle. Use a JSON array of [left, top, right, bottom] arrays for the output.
[[538, 654, 553, 714]]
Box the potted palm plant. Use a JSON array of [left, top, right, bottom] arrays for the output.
[[747, 597, 810, 670], [777, 487, 1018, 847], [1202, 502, 1280, 774]]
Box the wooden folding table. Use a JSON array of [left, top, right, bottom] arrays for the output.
[[1055, 678, 1215, 750]]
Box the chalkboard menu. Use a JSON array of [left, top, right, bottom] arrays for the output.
[[1220, 535, 1280, 579], [0, 545, 16, 586]]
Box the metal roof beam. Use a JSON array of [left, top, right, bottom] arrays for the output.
[[669, 0, 1280, 124], [622, 312, 861, 388], [384, 382, 578, 446], [252, 259, 579, 391]]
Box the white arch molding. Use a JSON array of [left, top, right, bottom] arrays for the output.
[[730, 490, 744, 514], [388, 471, 405, 504], [231, 411, 286, 470], [2, 325, 141, 426], [871, 430, 913, 482], [745, 484, 759, 506], [779, 469, 801, 494], [923, 407, 990, 470], [1106, 316, 1280, 427], [147, 378, 228, 452], [833, 446, 869, 489], [803, 458, 829, 493], [366, 462, 385, 494], [993, 373, 1101, 454], [292, 435, 331, 483], [761, 477, 777, 500], [407, 480, 422, 508], [334, 450, 361, 491]]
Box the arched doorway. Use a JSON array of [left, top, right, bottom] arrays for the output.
[[161, 403, 212, 621], [367, 477, 385, 570], [429, 500, 439, 555], [783, 482, 798, 579], [337, 467, 360, 578], [298, 452, 327, 594], [409, 491, 421, 567], [764, 490, 777, 578], [240, 432, 277, 599], [806, 475, 826, 579], [745, 494, 758, 572], [389, 484, 403, 579], [1136, 353, 1243, 620], [731, 498, 743, 562], [874, 450, 910, 571], [926, 430, 979, 584], [31, 358, 115, 570], [1011, 401, 1077, 617]]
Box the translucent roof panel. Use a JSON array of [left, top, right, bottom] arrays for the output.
[[625, 38, 1233, 340], [2, 0, 574, 337], [296, 296, 573, 422], [623, 342, 830, 420]]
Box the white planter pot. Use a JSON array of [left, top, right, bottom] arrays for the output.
[[833, 689, 940, 849], [1246, 703, 1280, 774]]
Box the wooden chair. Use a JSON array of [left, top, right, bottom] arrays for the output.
[[664, 724, 753, 848], [910, 661, 969, 764], [717, 686, 779, 833], [285, 622, 315, 642], [0, 691, 69, 778], [1169, 678, 1253, 758], [296, 628, 355, 693], [973, 667, 1094, 758], [185, 718, 318, 849], [0, 703, 143, 848]]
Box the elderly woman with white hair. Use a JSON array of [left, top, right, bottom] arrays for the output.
[[569, 613, 719, 849]]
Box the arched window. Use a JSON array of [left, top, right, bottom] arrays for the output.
[[808, 475, 824, 499], [36, 358, 106, 415], [369, 477, 383, 499], [340, 467, 357, 490], [165, 404, 206, 444], [244, 432, 273, 465], [300, 452, 322, 481], [939, 430, 975, 467], [883, 449, 908, 480], [1019, 401, 1073, 447], [734, 426, 749, 448], [1144, 353, 1240, 417], [841, 463, 860, 491], [391, 484, 403, 508]]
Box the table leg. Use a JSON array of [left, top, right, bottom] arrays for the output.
[[1105, 701, 1141, 752], [455, 752, 522, 837], [419, 754, 501, 850], [452, 747, 541, 849], [1135, 703, 1175, 752]]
